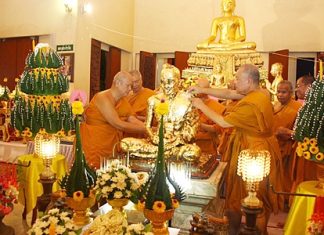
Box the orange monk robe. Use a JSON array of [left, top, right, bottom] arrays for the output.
[[196, 98, 225, 154], [127, 88, 155, 118], [223, 91, 283, 214], [80, 95, 135, 169], [273, 99, 301, 192]]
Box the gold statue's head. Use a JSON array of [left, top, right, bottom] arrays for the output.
[[270, 63, 283, 77], [222, 0, 236, 13], [160, 64, 180, 96]]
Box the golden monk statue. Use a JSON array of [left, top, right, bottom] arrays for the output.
[[266, 62, 284, 102], [121, 64, 201, 161], [197, 0, 256, 51]]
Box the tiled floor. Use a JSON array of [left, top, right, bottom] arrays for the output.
[[3, 203, 287, 235]]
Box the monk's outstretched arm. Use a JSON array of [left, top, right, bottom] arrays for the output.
[[95, 95, 146, 133], [189, 86, 244, 100], [192, 98, 233, 128]]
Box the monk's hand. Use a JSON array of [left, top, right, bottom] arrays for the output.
[[188, 85, 202, 95], [275, 127, 293, 140], [191, 97, 205, 110]]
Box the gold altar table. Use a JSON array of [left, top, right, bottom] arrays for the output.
[[284, 181, 323, 235], [17, 154, 67, 220]]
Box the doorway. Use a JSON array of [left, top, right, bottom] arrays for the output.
[[296, 57, 315, 81]]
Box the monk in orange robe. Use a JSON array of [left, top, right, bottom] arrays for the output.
[[80, 71, 146, 169], [272, 81, 301, 195], [195, 78, 225, 154], [127, 70, 155, 121], [191, 64, 283, 234]]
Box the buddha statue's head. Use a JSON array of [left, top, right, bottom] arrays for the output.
[[160, 64, 180, 96], [222, 0, 236, 13], [270, 63, 283, 77]]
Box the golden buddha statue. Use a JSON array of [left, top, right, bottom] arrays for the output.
[[266, 62, 284, 102], [210, 63, 226, 88], [197, 0, 256, 51], [121, 64, 201, 161]]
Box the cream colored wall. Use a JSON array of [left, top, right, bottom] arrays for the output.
[[133, 0, 324, 53]]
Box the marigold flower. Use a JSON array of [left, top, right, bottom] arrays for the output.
[[14, 130, 20, 137], [39, 128, 47, 135], [152, 201, 166, 213], [72, 101, 84, 115], [296, 146, 303, 157], [303, 151, 311, 160], [303, 137, 310, 145], [316, 152, 324, 161], [137, 199, 145, 211], [300, 143, 308, 151], [310, 138, 318, 146], [172, 198, 180, 209], [309, 146, 319, 155], [155, 100, 169, 115], [73, 191, 84, 202]]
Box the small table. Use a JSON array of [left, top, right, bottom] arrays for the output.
[[17, 154, 67, 224], [284, 181, 323, 234]]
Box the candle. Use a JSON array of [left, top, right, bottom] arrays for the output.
[[320, 59, 323, 81], [32, 39, 35, 51]]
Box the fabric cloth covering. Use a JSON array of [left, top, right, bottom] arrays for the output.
[[284, 181, 323, 235], [222, 90, 283, 214], [80, 95, 134, 168], [273, 99, 301, 192], [18, 154, 66, 214], [127, 88, 155, 117]]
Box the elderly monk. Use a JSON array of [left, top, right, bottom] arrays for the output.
[[195, 78, 225, 154], [80, 71, 146, 168], [127, 70, 155, 121], [190, 64, 282, 234], [272, 81, 301, 196]]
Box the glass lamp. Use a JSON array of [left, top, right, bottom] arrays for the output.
[[35, 133, 60, 180], [237, 149, 271, 234]]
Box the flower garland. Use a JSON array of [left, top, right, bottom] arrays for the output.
[[28, 208, 81, 235], [308, 212, 324, 235], [0, 163, 18, 216]]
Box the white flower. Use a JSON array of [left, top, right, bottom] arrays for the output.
[[48, 208, 60, 215], [114, 191, 123, 199], [102, 173, 111, 181], [112, 176, 119, 182], [56, 225, 66, 234], [116, 181, 126, 190]]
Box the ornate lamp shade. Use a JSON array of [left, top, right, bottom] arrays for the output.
[[35, 133, 60, 179], [237, 149, 271, 207]]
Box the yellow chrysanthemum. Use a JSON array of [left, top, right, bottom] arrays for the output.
[[303, 137, 310, 145], [152, 201, 166, 213], [72, 101, 84, 115], [39, 128, 47, 135], [57, 129, 66, 137], [310, 138, 318, 146], [309, 146, 319, 155], [155, 100, 169, 115], [136, 200, 145, 211], [303, 151, 311, 160], [172, 199, 180, 209], [14, 129, 20, 137], [316, 152, 324, 161], [296, 146, 304, 157], [73, 191, 84, 202], [300, 143, 308, 151]]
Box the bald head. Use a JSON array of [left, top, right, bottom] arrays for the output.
[[197, 78, 210, 88], [113, 71, 132, 85], [240, 64, 260, 85]]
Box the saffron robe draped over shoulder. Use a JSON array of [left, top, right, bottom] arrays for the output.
[[127, 88, 155, 117], [80, 95, 134, 168], [273, 99, 301, 192], [196, 98, 225, 154], [223, 90, 283, 214]]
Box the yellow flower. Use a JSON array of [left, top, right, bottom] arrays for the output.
[[300, 143, 308, 151], [310, 138, 318, 146], [57, 129, 66, 137], [309, 146, 319, 155], [14, 129, 20, 137], [172, 198, 180, 209], [296, 146, 304, 157], [303, 137, 310, 145], [316, 152, 324, 161], [49, 222, 56, 235], [59, 190, 67, 198], [152, 201, 166, 213], [303, 151, 311, 160], [155, 100, 169, 115], [39, 128, 47, 135], [73, 191, 84, 202], [137, 199, 145, 211], [72, 101, 84, 115]]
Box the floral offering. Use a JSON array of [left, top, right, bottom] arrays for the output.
[[126, 223, 153, 235], [0, 176, 18, 216], [308, 212, 324, 235], [94, 160, 140, 200], [296, 137, 324, 162], [28, 208, 81, 235]]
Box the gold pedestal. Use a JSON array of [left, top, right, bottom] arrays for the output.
[[107, 198, 129, 212], [144, 209, 175, 235], [66, 197, 95, 226]]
